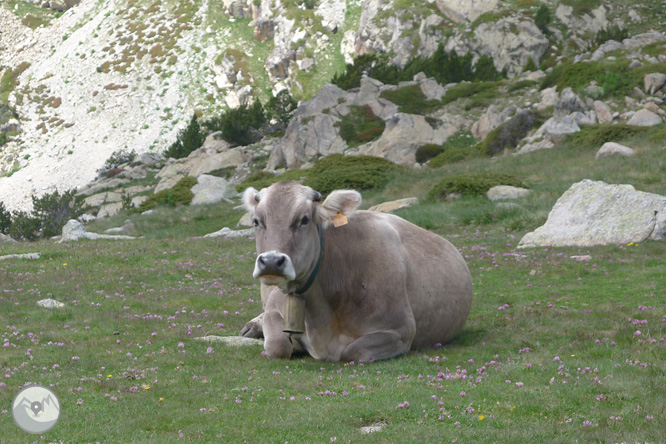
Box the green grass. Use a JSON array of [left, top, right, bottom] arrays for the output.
[[1, 203, 665, 442]]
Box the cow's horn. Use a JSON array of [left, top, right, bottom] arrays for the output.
[[313, 191, 322, 202]]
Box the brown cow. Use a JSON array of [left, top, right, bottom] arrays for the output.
[[240, 181, 472, 362]]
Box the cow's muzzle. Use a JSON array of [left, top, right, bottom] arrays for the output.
[[253, 251, 296, 282]]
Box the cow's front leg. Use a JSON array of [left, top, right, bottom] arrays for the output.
[[240, 312, 265, 338], [340, 330, 412, 362], [260, 288, 301, 359]]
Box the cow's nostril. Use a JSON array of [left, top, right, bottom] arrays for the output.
[[276, 256, 286, 270]]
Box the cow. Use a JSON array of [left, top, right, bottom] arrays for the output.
[[239, 181, 473, 362]]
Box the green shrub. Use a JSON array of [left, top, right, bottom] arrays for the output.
[[31, 190, 85, 238], [379, 84, 442, 115], [235, 169, 307, 193], [540, 60, 637, 99], [534, 5, 552, 36], [440, 81, 501, 107], [595, 25, 629, 46], [98, 148, 137, 176], [164, 113, 205, 159], [0, 202, 11, 234], [138, 176, 197, 212], [428, 132, 480, 167], [508, 80, 537, 92], [427, 173, 527, 201], [567, 124, 646, 147], [203, 101, 266, 147], [523, 58, 538, 73], [332, 45, 503, 90], [266, 90, 298, 126], [305, 155, 400, 195], [481, 110, 536, 156], [7, 210, 40, 241], [336, 105, 385, 147], [416, 144, 445, 164]]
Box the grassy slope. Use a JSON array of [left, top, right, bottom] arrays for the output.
[[1, 127, 665, 442]]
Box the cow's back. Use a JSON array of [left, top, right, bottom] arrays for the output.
[[322, 211, 472, 349]]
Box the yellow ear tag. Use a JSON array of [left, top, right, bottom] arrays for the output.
[[333, 212, 348, 228]]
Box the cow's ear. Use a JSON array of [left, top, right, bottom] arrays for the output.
[[317, 190, 362, 222], [242, 187, 260, 211]]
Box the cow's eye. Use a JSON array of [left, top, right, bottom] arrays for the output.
[[252, 218, 260, 228], [300, 215, 309, 226]]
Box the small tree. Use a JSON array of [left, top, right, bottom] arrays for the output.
[[266, 90, 298, 126], [535, 5, 552, 36], [164, 113, 205, 159], [0, 201, 11, 234], [32, 190, 85, 238], [8, 210, 40, 241]]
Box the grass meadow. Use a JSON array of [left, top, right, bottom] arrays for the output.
[[1, 129, 666, 442]]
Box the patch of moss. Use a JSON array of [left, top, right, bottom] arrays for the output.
[[427, 173, 527, 201]]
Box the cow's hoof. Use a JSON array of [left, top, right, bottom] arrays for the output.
[[240, 321, 263, 339], [264, 337, 293, 359]]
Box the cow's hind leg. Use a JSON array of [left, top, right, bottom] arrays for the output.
[[340, 330, 411, 362]]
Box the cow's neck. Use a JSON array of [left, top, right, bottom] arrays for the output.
[[294, 223, 324, 296]]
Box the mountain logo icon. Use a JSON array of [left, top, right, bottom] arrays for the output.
[[12, 385, 61, 434]]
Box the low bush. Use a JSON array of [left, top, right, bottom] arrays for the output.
[[427, 172, 527, 201], [567, 124, 646, 147], [266, 90, 298, 126], [336, 105, 385, 147], [0, 202, 11, 234], [31, 190, 85, 238], [416, 144, 445, 164], [7, 210, 40, 241], [138, 176, 197, 212], [595, 25, 629, 47], [534, 4, 552, 36], [305, 155, 400, 195], [418, 131, 478, 166], [203, 101, 266, 147], [379, 84, 442, 115]]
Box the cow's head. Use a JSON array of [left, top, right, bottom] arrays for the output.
[[243, 181, 361, 293]]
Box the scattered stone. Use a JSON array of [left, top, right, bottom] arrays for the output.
[[360, 421, 387, 434], [368, 197, 418, 213], [60, 220, 138, 242], [486, 186, 531, 201], [0, 252, 40, 261], [203, 227, 254, 239], [37, 299, 65, 309], [538, 87, 558, 111], [514, 138, 554, 155], [554, 88, 587, 119], [518, 179, 666, 248], [194, 335, 264, 346], [570, 255, 592, 261], [626, 108, 662, 126], [540, 115, 581, 142], [595, 142, 635, 159], [237, 212, 253, 227]]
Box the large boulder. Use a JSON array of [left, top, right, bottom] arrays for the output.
[[627, 109, 663, 127], [593, 100, 613, 124], [486, 185, 531, 201], [518, 180, 666, 248], [190, 175, 238, 205], [643, 73, 666, 94], [595, 142, 635, 160], [554, 88, 587, 119]]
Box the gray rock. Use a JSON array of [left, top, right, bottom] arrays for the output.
[[0, 233, 17, 244], [518, 180, 666, 248], [435, 0, 498, 23], [194, 335, 263, 346], [594, 100, 613, 124], [644, 73, 666, 94], [0, 252, 40, 260], [97, 202, 123, 218], [514, 138, 554, 155], [237, 212, 253, 227], [554, 88, 587, 119], [628, 59, 644, 70], [595, 142, 635, 159], [486, 186, 531, 201], [538, 86, 558, 111], [37, 298, 65, 309], [627, 109, 662, 127], [60, 219, 138, 242], [190, 175, 237, 206], [623, 32, 666, 50], [541, 115, 581, 142], [368, 197, 418, 213], [203, 227, 254, 239]]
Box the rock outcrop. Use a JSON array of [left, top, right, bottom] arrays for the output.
[[518, 180, 666, 248]]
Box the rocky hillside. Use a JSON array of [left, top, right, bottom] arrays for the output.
[[0, 0, 664, 212]]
